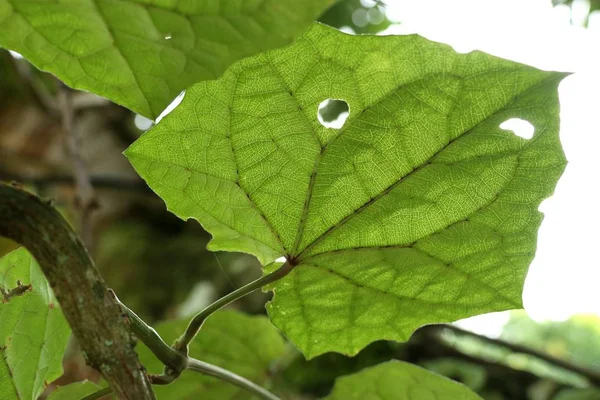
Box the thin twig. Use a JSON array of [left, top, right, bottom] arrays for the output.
[[186, 358, 280, 400], [0, 172, 150, 193], [174, 262, 295, 354], [58, 86, 97, 250], [431, 324, 600, 386]]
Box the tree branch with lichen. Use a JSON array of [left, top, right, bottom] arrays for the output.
[[0, 182, 155, 400]]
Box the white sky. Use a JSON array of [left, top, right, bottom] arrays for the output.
[[378, 0, 600, 333]]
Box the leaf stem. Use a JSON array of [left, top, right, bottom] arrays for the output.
[[186, 357, 280, 400], [113, 292, 282, 399], [174, 261, 294, 354], [110, 290, 187, 372]]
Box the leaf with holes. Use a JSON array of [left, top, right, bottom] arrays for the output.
[[136, 310, 285, 399], [125, 23, 567, 358], [325, 360, 482, 400], [0, 248, 71, 400], [0, 0, 334, 119]]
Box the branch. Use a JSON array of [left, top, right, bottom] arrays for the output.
[[0, 171, 151, 193], [174, 261, 295, 354], [0, 182, 156, 399], [429, 324, 600, 386], [57, 87, 97, 250]]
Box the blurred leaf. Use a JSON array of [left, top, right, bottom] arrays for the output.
[[0, 248, 71, 400], [553, 0, 600, 27], [136, 310, 285, 399], [47, 381, 105, 400], [324, 360, 482, 399], [320, 0, 392, 34], [502, 312, 600, 371], [127, 22, 566, 359], [422, 358, 487, 391], [0, 0, 334, 118], [554, 388, 600, 400]]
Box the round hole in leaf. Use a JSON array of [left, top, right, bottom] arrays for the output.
[[134, 114, 153, 131], [500, 118, 535, 139], [317, 99, 350, 129]]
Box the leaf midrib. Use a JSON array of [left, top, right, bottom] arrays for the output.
[[294, 72, 563, 261]]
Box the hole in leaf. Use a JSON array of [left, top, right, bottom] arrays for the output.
[[9, 50, 23, 60], [275, 257, 286, 263], [134, 114, 153, 131], [500, 118, 535, 139], [317, 99, 350, 129], [164, 33, 172, 40], [156, 91, 185, 123]]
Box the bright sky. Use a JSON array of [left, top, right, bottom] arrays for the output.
[[377, 0, 600, 333]]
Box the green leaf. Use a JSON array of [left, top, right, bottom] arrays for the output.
[[126, 23, 567, 357], [325, 360, 482, 400], [0, 0, 333, 119], [0, 248, 71, 400], [136, 310, 285, 399], [47, 381, 105, 400], [554, 389, 600, 400]]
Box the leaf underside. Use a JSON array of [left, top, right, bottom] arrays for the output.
[[126, 23, 567, 358], [0, 0, 333, 119], [136, 310, 285, 399], [0, 248, 71, 400], [47, 381, 104, 400], [325, 360, 482, 400]]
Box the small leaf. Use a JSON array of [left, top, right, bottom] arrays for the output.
[[0, 248, 71, 400], [136, 310, 285, 399], [325, 360, 482, 400], [0, 0, 334, 118], [126, 23, 567, 357], [47, 381, 105, 400]]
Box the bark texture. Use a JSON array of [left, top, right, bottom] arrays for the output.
[[0, 182, 155, 399]]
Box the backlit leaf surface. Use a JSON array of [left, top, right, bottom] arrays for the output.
[[0, 0, 333, 118], [0, 248, 70, 400], [126, 23, 567, 357], [325, 361, 482, 400]]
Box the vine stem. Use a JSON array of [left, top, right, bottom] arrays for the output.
[[114, 296, 282, 400], [110, 291, 187, 371], [186, 358, 280, 400], [174, 261, 294, 354]]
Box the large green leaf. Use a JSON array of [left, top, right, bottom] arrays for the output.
[[325, 360, 482, 400], [136, 310, 285, 399], [0, 0, 333, 119], [126, 23, 567, 357], [0, 248, 71, 400]]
